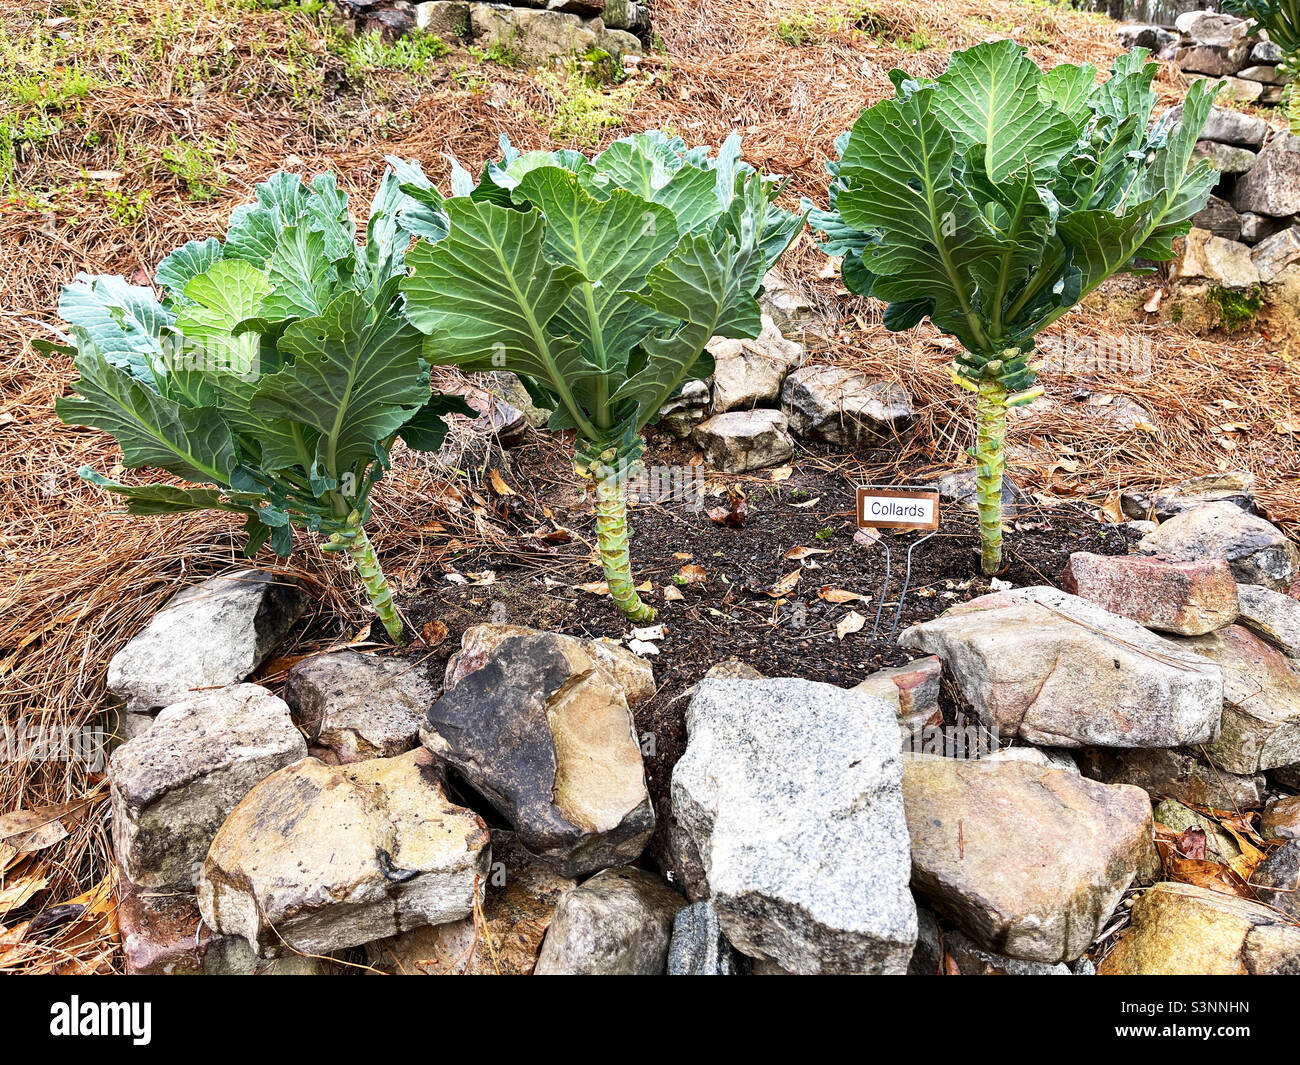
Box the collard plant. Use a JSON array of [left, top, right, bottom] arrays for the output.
[[50, 166, 471, 643], [807, 42, 1217, 574], [399, 132, 803, 621]]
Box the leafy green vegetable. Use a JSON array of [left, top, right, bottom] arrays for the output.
[[53, 164, 471, 643], [402, 131, 803, 620], [807, 42, 1217, 574]]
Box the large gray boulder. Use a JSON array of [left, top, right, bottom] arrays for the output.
[[1233, 134, 1300, 218], [109, 684, 306, 890], [899, 587, 1223, 749], [904, 755, 1152, 963], [672, 677, 917, 974], [286, 650, 439, 763], [691, 408, 794, 473], [107, 569, 304, 714], [198, 750, 490, 957], [534, 867, 683, 975], [780, 365, 914, 447], [421, 631, 655, 876], [1137, 502, 1299, 591]]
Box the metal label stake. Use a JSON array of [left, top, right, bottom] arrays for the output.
[[857, 485, 941, 643]]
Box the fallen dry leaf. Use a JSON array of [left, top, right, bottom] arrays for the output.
[[751, 568, 801, 598], [788, 496, 821, 509], [421, 620, 450, 648], [818, 586, 864, 604], [785, 545, 831, 560], [488, 468, 516, 496], [674, 564, 707, 585], [663, 585, 685, 602], [706, 490, 747, 527], [769, 465, 793, 482], [836, 610, 866, 640]]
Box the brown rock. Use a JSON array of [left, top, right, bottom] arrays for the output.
[[1098, 882, 1300, 975], [198, 751, 490, 957], [365, 834, 576, 975], [1077, 747, 1265, 810], [444, 622, 655, 707], [1060, 552, 1238, 635], [1261, 795, 1300, 840], [423, 632, 655, 876], [903, 755, 1153, 963]]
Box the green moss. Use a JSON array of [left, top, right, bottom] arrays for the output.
[[1206, 285, 1263, 332]]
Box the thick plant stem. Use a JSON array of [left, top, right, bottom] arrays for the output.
[[975, 376, 1008, 577], [594, 472, 655, 622], [344, 523, 405, 644]]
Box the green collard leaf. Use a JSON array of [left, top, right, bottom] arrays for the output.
[[616, 233, 763, 423], [401, 197, 598, 435], [155, 238, 224, 305], [174, 260, 273, 379], [253, 289, 429, 475], [933, 39, 1081, 182], [58, 273, 173, 383], [398, 392, 476, 452], [56, 350, 237, 484], [513, 167, 680, 376], [818, 41, 1216, 363], [77, 467, 251, 516], [260, 224, 338, 322]]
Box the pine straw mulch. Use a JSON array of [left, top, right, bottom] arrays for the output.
[[1, 0, 1298, 972]]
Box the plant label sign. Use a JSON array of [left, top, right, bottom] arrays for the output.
[[856, 487, 940, 532]]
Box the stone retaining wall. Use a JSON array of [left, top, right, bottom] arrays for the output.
[[339, 0, 649, 62]]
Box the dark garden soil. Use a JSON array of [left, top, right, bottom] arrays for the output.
[[400, 429, 1142, 832]]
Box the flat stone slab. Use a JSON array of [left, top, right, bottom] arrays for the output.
[[1060, 552, 1238, 636], [109, 683, 306, 889], [1098, 882, 1300, 975], [899, 586, 1223, 749], [903, 754, 1153, 963], [107, 569, 303, 713], [198, 750, 490, 957], [672, 677, 917, 974]]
